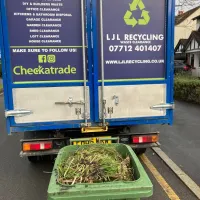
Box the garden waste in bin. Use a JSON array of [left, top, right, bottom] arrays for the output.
[[47, 144, 153, 200]]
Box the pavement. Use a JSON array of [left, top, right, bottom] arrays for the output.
[[0, 94, 199, 200], [148, 100, 200, 186]]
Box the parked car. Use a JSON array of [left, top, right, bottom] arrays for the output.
[[174, 60, 191, 74]]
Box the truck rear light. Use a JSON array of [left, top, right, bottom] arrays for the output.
[[23, 141, 52, 152], [132, 135, 158, 144]]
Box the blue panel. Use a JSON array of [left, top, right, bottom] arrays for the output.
[[91, 0, 173, 126], [86, 0, 94, 121], [92, 0, 100, 122], [165, 0, 175, 125], [0, 0, 174, 133], [98, 0, 166, 80], [100, 79, 167, 86], [11, 123, 82, 132], [7, 0, 85, 83], [12, 82, 86, 88], [0, 0, 12, 134], [169, 0, 175, 125], [0, 0, 95, 133], [109, 118, 169, 126], [106, 116, 168, 122], [11, 117, 169, 132]]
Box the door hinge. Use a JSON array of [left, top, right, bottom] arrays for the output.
[[108, 107, 113, 118], [75, 108, 81, 119], [5, 109, 33, 118], [150, 103, 175, 110]]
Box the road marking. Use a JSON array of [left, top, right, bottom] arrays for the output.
[[152, 147, 200, 199], [140, 154, 180, 200]]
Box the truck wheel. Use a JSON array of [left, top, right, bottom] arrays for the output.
[[135, 148, 147, 155], [27, 156, 40, 163]]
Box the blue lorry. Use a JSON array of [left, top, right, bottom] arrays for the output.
[[0, 0, 175, 162]]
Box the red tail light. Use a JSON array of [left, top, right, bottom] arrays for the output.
[[23, 141, 52, 151], [132, 135, 158, 144]]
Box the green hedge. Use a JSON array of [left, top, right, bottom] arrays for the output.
[[174, 75, 200, 104]]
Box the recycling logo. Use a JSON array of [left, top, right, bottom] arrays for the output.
[[124, 0, 150, 28]]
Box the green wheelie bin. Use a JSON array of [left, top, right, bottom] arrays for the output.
[[47, 144, 153, 200]]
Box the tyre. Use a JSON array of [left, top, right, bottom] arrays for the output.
[[134, 148, 147, 155]]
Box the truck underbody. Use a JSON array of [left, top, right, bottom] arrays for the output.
[[20, 126, 159, 162]]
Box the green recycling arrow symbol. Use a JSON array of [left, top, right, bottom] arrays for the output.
[[138, 10, 150, 25], [124, 11, 138, 27], [124, 0, 150, 28], [129, 0, 145, 11]]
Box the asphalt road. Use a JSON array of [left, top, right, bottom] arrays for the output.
[[0, 95, 53, 200], [0, 94, 199, 200]]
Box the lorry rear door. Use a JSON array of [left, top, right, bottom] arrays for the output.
[[1, 0, 174, 133], [1, 0, 93, 132], [92, 0, 174, 125]]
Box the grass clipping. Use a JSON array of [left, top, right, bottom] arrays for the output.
[[57, 145, 134, 185]]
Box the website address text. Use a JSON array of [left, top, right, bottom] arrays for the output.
[[105, 59, 165, 64]]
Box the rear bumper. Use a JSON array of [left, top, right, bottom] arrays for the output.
[[20, 130, 160, 157], [20, 149, 59, 157], [130, 142, 160, 149], [20, 142, 160, 157]]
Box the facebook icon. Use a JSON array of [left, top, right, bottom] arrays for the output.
[[38, 55, 47, 63]]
